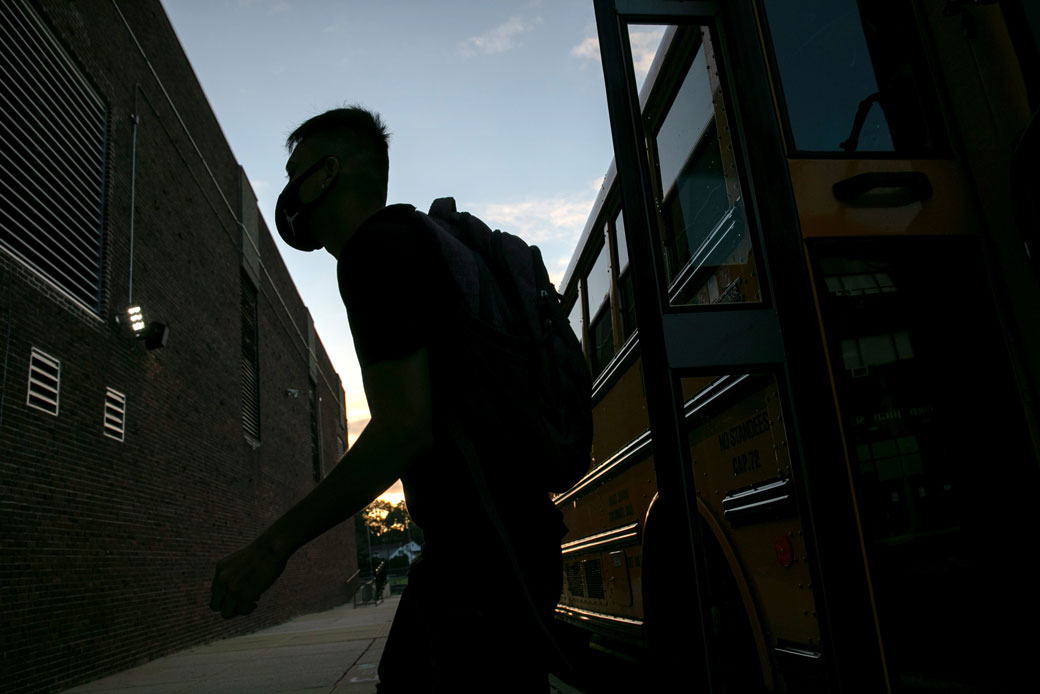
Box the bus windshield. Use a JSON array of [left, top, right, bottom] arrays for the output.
[[761, 0, 948, 154]]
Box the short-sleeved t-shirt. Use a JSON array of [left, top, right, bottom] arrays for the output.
[[338, 204, 440, 369], [338, 204, 456, 533], [337, 204, 564, 593]]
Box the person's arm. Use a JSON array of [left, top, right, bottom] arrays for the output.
[[210, 346, 433, 619]]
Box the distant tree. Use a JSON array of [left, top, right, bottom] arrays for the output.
[[355, 499, 424, 571], [367, 499, 407, 539]]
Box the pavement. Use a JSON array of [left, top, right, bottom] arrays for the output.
[[61, 593, 583, 694], [62, 595, 398, 694]]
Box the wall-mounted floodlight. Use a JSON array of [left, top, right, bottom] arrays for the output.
[[125, 305, 169, 350], [127, 305, 146, 333]]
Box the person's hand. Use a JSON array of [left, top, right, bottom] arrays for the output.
[[210, 534, 288, 619]]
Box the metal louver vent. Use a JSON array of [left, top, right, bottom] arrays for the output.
[[103, 387, 126, 441], [0, 0, 108, 315], [585, 559, 605, 599], [241, 273, 260, 439], [566, 562, 585, 598], [26, 347, 60, 415]]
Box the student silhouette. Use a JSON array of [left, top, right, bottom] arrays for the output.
[[210, 107, 566, 693]]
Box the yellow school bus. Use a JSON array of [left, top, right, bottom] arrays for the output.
[[556, 2, 1040, 691]]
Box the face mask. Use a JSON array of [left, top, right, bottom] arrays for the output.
[[275, 157, 331, 252]]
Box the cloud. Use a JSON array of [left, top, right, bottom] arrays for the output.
[[345, 391, 370, 448], [549, 255, 573, 289], [376, 480, 405, 505], [570, 36, 599, 62], [458, 16, 536, 57], [347, 408, 370, 449], [467, 193, 595, 246], [629, 29, 665, 84], [461, 193, 596, 289], [347, 418, 369, 448], [570, 28, 666, 88]]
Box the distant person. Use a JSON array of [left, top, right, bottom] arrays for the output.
[[210, 106, 576, 692]]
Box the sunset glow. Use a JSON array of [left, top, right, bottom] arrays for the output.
[[376, 489, 405, 506]]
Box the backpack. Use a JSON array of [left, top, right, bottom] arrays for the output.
[[413, 197, 592, 494]]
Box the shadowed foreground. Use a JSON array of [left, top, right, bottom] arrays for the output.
[[63, 597, 398, 694]]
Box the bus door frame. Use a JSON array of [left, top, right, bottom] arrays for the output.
[[593, 0, 885, 690]]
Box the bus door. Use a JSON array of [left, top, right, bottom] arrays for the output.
[[756, 1, 1040, 690], [594, 1, 881, 691]]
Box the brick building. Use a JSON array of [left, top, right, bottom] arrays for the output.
[[0, 1, 358, 691]]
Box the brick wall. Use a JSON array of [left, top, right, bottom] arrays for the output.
[[0, 2, 357, 691]]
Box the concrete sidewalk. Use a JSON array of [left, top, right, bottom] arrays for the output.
[[63, 596, 399, 694]]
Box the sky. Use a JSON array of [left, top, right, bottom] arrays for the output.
[[159, 0, 662, 504]]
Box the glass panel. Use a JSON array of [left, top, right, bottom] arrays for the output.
[[813, 237, 1038, 689], [627, 25, 667, 95], [660, 122, 729, 280], [761, 0, 947, 154], [615, 210, 629, 274], [586, 236, 611, 315], [567, 286, 583, 346], [586, 237, 615, 377], [674, 373, 824, 692], [615, 211, 637, 340], [617, 272, 636, 342], [657, 48, 715, 197], [643, 26, 761, 307], [589, 304, 614, 377]]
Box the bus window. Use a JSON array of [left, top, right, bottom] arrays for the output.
[[587, 238, 614, 376], [567, 286, 583, 348], [760, 0, 947, 154], [656, 48, 716, 199], [627, 24, 667, 95], [644, 28, 761, 307], [614, 210, 636, 340]]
